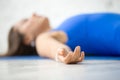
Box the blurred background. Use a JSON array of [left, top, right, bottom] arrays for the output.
[[0, 0, 120, 53]]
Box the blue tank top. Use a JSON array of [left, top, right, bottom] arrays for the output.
[[53, 13, 120, 56]]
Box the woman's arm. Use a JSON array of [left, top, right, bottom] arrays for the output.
[[35, 31, 85, 64]]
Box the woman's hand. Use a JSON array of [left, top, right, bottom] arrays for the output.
[[57, 46, 85, 64]]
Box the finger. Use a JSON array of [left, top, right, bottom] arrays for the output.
[[76, 46, 81, 58], [77, 51, 85, 62], [64, 53, 72, 64], [80, 51, 85, 62], [73, 46, 81, 61], [70, 51, 74, 62], [69, 51, 80, 64]]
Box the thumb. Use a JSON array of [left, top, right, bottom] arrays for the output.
[[57, 48, 67, 57]]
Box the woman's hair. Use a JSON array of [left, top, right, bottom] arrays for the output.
[[0, 27, 37, 57]]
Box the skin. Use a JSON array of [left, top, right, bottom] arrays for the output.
[[14, 13, 85, 64]]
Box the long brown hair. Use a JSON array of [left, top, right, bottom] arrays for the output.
[[0, 27, 37, 57]]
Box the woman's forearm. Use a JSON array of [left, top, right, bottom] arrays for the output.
[[35, 32, 71, 60]]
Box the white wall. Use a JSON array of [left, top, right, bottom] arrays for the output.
[[0, 0, 120, 53]]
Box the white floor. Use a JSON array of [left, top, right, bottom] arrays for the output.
[[0, 57, 120, 80]]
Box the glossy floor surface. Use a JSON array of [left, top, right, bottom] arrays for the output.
[[0, 56, 120, 80]]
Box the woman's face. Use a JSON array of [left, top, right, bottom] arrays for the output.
[[13, 14, 51, 45]]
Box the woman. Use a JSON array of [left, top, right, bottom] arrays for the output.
[[0, 13, 84, 64], [1, 13, 120, 63]]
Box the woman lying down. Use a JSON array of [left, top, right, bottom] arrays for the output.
[[1, 13, 120, 64]]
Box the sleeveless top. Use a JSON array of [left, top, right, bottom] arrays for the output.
[[53, 13, 120, 56]]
